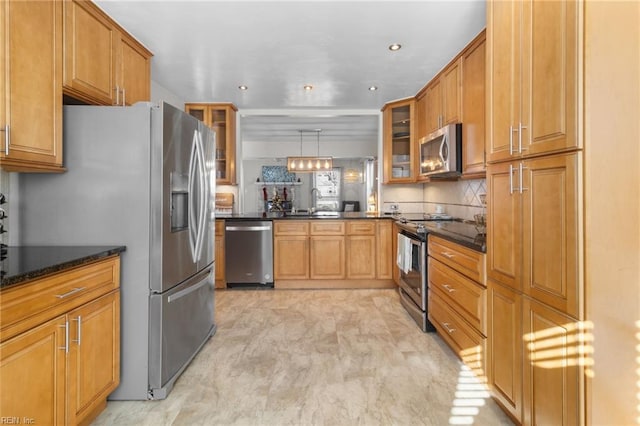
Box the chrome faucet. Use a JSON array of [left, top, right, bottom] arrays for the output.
[[310, 187, 322, 211]]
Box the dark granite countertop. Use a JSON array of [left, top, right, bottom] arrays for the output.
[[423, 221, 486, 253], [0, 246, 126, 290], [217, 212, 395, 220]]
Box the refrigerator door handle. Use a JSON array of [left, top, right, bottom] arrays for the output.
[[187, 131, 199, 263], [194, 130, 207, 262]]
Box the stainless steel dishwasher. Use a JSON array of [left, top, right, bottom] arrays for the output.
[[224, 220, 274, 287]]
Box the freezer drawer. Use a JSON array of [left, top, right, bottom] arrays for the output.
[[148, 266, 215, 399]]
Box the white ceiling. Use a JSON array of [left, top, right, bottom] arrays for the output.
[[96, 0, 486, 145]]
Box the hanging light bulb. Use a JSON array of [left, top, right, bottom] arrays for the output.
[[307, 159, 313, 169], [324, 159, 330, 169], [316, 159, 321, 169]]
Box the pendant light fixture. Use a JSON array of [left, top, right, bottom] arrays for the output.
[[287, 129, 333, 172]]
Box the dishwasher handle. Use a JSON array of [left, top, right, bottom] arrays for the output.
[[226, 225, 271, 232]]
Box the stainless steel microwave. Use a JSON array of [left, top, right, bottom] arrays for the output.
[[418, 123, 462, 177]]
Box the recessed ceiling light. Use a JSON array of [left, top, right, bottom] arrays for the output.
[[368, 86, 378, 91], [388, 43, 402, 51], [303, 85, 313, 91], [238, 85, 248, 90]]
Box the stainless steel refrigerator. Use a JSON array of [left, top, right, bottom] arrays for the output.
[[18, 102, 216, 400]]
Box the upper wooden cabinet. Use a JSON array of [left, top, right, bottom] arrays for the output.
[[425, 60, 462, 136], [382, 98, 415, 184], [185, 103, 237, 185], [118, 32, 152, 105], [63, 0, 152, 106], [461, 33, 486, 177], [486, 0, 580, 163], [0, 0, 63, 172]]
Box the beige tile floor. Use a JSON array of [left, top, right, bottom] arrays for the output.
[[93, 289, 513, 425]]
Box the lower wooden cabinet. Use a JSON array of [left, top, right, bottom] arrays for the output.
[[522, 297, 583, 426], [487, 280, 584, 426], [69, 291, 120, 424], [376, 221, 393, 280], [274, 236, 309, 280], [0, 315, 67, 425], [214, 220, 226, 288], [273, 219, 394, 288], [0, 256, 121, 426], [310, 236, 345, 279], [487, 279, 523, 423]]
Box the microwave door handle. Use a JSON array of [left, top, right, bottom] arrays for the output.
[[187, 131, 199, 263], [439, 134, 447, 165]]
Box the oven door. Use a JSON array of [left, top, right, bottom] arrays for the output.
[[398, 236, 426, 310]]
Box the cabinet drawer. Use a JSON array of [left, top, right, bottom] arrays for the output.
[[428, 235, 485, 284], [429, 291, 486, 379], [215, 220, 225, 236], [429, 257, 486, 335], [274, 220, 309, 236], [1, 257, 120, 341], [346, 221, 375, 235], [310, 221, 345, 235]]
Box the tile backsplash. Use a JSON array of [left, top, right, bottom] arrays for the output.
[[423, 179, 486, 220], [381, 179, 486, 220]]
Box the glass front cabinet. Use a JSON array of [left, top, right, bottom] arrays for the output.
[[185, 103, 237, 185], [382, 98, 415, 183]]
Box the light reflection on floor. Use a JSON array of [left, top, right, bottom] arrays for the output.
[[448, 345, 491, 425]]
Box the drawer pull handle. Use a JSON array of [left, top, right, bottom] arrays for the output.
[[442, 322, 456, 334], [59, 321, 69, 353], [55, 287, 86, 299], [72, 315, 82, 345], [442, 284, 456, 293], [442, 252, 455, 259]]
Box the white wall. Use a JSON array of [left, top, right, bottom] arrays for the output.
[[584, 2, 640, 424], [151, 80, 186, 111]]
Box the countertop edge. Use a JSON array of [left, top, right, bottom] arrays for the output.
[[1, 246, 126, 290]]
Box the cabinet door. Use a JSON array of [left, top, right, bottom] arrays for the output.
[[310, 236, 345, 279], [209, 105, 237, 185], [0, 316, 67, 425], [382, 99, 415, 183], [486, 161, 522, 290], [118, 33, 151, 105], [274, 236, 309, 280], [68, 291, 120, 425], [424, 81, 442, 135], [214, 221, 225, 288], [486, 0, 521, 163], [487, 280, 522, 423], [442, 59, 461, 125], [63, 0, 117, 105], [414, 91, 428, 141], [522, 153, 580, 318], [461, 35, 486, 176], [0, 0, 63, 171], [522, 297, 583, 426], [376, 221, 393, 280], [185, 104, 207, 123], [346, 235, 376, 279], [521, 0, 580, 156]]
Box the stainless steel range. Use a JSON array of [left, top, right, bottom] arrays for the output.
[[396, 215, 434, 332], [395, 213, 486, 332]]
